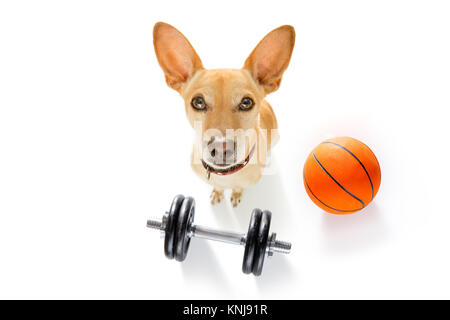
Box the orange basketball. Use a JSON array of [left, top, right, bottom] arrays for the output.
[[303, 137, 381, 214]]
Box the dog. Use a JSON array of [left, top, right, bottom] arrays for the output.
[[153, 22, 295, 207]]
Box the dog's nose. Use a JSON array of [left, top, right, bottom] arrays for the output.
[[208, 138, 236, 165], [210, 144, 234, 159]]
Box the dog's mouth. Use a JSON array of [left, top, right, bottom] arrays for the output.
[[201, 144, 256, 177]]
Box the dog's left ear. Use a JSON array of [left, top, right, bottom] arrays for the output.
[[243, 25, 295, 94]]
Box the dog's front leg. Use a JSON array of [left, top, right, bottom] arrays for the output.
[[230, 188, 243, 207], [210, 188, 224, 205]]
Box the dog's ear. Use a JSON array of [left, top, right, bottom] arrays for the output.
[[243, 25, 295, 94], [153, 22, 204, 91]]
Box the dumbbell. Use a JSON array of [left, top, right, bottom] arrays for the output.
[[146, 194, 291, 276]]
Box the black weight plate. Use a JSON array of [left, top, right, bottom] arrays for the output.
[[242, 209, 262, 274], [252, 210, 272, 276], [174, 196, 195, 262], [164, 195, 184, 260]]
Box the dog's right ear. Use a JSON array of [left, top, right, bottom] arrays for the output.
[[153, 22, 204, 92]]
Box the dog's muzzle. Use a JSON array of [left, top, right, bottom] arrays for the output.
[[202, 144, 256, 179]]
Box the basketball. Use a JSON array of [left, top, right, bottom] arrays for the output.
[[303, 137, 381, 214]]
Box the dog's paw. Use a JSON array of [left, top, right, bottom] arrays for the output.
[[210, 189, 224, 205], [230, 189, 243, 208]]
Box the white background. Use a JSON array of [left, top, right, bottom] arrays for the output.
[[0, 0, 449, 299]]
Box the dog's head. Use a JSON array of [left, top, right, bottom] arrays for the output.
[[153, 22, 295, 170]]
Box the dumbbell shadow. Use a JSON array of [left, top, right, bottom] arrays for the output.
[[256, 255, 296, 290], [181, 238, 230, 288]]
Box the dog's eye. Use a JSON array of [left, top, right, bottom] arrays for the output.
[[239, 97, 254, 111], [191, 96, 207, 111]]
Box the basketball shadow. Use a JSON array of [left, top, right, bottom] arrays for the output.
[[181, 238, 231, 291], [320, 203, 389, 254]]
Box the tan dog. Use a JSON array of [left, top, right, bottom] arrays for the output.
[[153, 22, 295, 207]]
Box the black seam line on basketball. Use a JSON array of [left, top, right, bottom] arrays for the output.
[[321, 141, 375, 200], [303, 169, 361, 213], [312, 152, 365, 209]]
